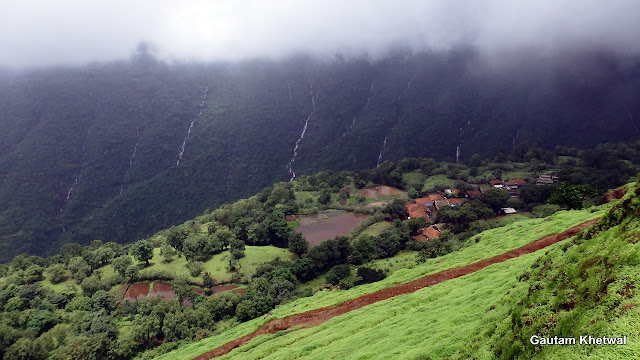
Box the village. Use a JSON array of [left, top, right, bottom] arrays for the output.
[[406, 174, 558, 241]]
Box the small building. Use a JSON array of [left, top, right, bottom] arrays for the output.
[[427, 194, 446, 202], [414, 197, 435, 208], [406, 202, 429, 220], [444, 188, 460, 197], [434, 200, 450, 210], [501, 207, 517, 214], [414, 226, 442, 241], [506, 179, 529, 187], [467, 189, 483, 199], [535, 174, 558, 186], [447, 198, 466, 206]]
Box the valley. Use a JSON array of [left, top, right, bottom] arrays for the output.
[[2, 49, 640, 260]]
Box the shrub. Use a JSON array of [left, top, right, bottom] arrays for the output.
[[186, 261, 204, 277], [325, 264, 352, 285], [356, 267, 387, 284], [47, 264, 67, 284]]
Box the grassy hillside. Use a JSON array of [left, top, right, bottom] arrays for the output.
[[158, 202, 609, 359], [140, 245, 296, 284], [457, 181, 640, 359]]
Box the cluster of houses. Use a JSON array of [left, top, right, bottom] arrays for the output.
[[407, 177, 553, 241]]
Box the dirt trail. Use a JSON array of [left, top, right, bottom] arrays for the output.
[[194, 218, 600, 359]]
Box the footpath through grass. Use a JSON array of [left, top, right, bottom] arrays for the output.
[[158, 205, 607, 360], [216, 250, 543, 359]]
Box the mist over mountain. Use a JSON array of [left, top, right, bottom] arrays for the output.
[[2, 1, 640, 68], [0, 46, 639, 260]]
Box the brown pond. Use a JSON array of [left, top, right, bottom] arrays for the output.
[[356, 186, 404, 200], [295, 213, 369, 246], [124, 282, 150, 300], [148, 281, 176, 300]]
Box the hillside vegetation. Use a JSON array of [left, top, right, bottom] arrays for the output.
[[162, 179, 640, 359], [2, 48, 640, 259], [0, 151, 636, 359], [158, 199, 612, 359]]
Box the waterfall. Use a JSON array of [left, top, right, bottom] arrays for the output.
[[59, 126, 92, 215], [119, 125, 141, 195], [176, 83, 212, 166], [377, 136, 388, 167], [286, 83, 317, 181], [346, 80, 374, 134]]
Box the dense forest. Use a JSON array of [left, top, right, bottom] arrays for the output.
[[2, 47, 640, 260]]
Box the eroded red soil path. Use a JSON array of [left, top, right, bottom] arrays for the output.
[[194, 218, 600, 359]]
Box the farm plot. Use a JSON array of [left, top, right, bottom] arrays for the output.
[[355, 186, 406, 201], [295, 213, 369, 246], [287, 211, 346, 227]]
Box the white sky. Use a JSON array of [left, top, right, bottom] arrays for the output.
[[1, 0, 639, 68]]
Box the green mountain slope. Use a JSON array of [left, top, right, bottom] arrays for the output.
[[2, 49, 640, 260]]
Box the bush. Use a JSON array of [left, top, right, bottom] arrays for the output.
[[532, 204, 561, 218], [186, 261, 204, 277], [325, 264, 352, 285], [47, 264, 67, 284], [356, 267, 387, 284]]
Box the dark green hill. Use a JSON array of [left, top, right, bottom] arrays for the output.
[[1, 48, 640, 260]]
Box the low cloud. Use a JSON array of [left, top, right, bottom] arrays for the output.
[[2, 0, 639, 68]]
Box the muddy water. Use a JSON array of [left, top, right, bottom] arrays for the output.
[[125, 282, 150, 300], [148, 281, 176, 300], [295, 213, 369, 246]]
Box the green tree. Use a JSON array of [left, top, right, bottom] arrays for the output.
[[159, 242, 177, 263], [172, 276, 194, 304], [548, 182, 598, 210], [203, 272, 214, 289], [68, 257, 91, 283], [326, 264, 352, 285], [46, 263, 67, 284], [317, 190, 331, 204], [186, 261, 204, 277], [166, 226, 187, 253], [288, 231, 309, 256], [182, 234, 207, 261], [4, 337, 45, 360], [266, 210, 291, 247], [130, 240, 153, 266], [479, 188, 510, 213], [229, 238, 246, 260], [382, 199, 407, 220], [469, 153, 482, 167], [23, 265, 44, 283], [110, 255, 132, 278], [215, 228, 236, 250]]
